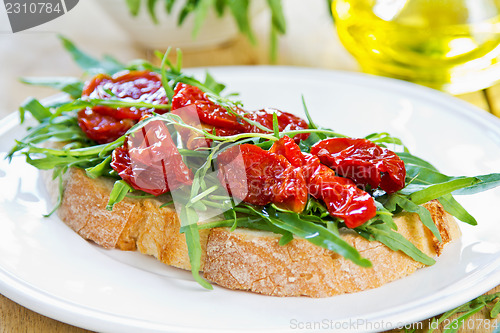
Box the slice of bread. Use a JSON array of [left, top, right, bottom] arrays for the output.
[[45, 167, 461, 297]]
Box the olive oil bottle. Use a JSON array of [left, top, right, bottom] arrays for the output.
[[332, 0, 500, 94]]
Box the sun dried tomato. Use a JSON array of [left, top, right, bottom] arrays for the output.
[[171, 83, 309, 143], [217, 144, 307, 213], [269, 134, 305, 168], [246, 109, 310, 143], [310, 138, 406, 194], [82, 71, 168, 120], [172, 83, 246, 130], [272, 155, 308, 213], [308, 165, 377, 228], [77, 109, 135, 144], [270, 136, 376, 227], [110, 118, 192, 196], [79, 71, 168, 143]]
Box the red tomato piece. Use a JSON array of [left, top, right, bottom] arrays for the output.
[[170, 105, 213, 150], [268, 136, 321, 181], [272, 155, 308, 213], [308, 165, 376, 228], [110, 118, 192, 196], [172, 83, 246, 130], [171, 84, 310, 143], [269, 135, 305, 168], [77, 109, 134, 144], [245, 109, 310, 143], [270, 136, 376, 227], [310, 138, 406, 193], [79, 71, 168, 144], [82, 71, 168, 120], [217, 144, 307, 212]]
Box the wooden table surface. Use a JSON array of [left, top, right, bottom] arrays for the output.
[[0, 0, 499, 332]]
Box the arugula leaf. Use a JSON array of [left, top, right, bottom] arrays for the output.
[[237, 205, 372, 267], [19, 77, 83, 99], [19, 97, 52, 123], [272, 112, 280, 139], [272, 211, 371, 267], [408, 177, 482, 205], [365, 132, 407, 151], [43, 170, 64, 217], [438, 194, 477, 225], [398, 151, 439, 171], [203, 71, 226, 95], [402, 157, 500, 198], [54, 97, 170, 114], [25, 153, 102, 170], [106, 180, 133, 211], [21, 139, 124, 158], [85, 155, 112, 179], [301, 96, 318, 130], [453, 173, 500, 195], [429, 292, 500, 333], [179, 206, 213, 289], [491, 297, 500, 318], [358, 224, 435, 265], [159, 48, 176, 100], [386, 194, 441, 242], [373, 200, 397, 230], [58, 35, 125, 75], [8, 114, 89, 160], [444, 304, 484, 333]]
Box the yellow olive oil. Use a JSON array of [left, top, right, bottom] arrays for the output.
[[332, 0, 500, 94]]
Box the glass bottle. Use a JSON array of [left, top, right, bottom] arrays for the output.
[[332, 0, 500, 94]]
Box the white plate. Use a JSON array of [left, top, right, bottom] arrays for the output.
[[1, 67, 500, 333]]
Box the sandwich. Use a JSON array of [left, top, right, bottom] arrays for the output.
[[9, 38, 500, 297]]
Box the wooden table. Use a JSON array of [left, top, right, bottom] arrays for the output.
[[0, 0, 499, 331]]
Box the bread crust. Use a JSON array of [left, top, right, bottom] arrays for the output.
[[45, 167, 461, 297]]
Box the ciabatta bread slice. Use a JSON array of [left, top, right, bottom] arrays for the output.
[[45, 167, 461, 297]]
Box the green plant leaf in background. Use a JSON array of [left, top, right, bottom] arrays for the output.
[[123, 0, 287, 62], [214, 0, 226, 16], [226, 0, 256, 44], [192, 0, 214, 38], [267, 0, 286, 34], [147, 0, 160, 24], [126, 0, 141, 15], [178, 0, 198, 25]]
